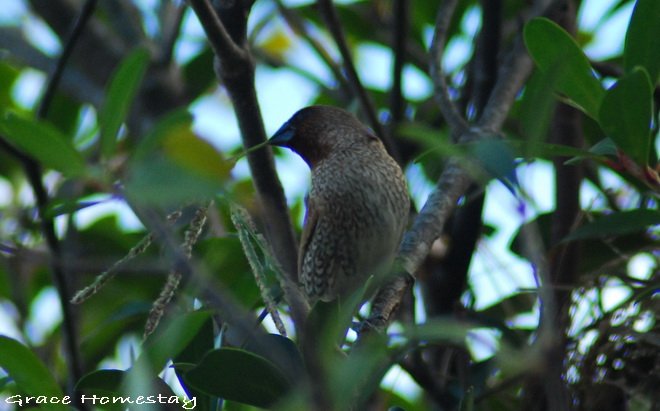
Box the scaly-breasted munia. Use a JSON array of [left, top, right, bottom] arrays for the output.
[[269, 105, 409, 303]]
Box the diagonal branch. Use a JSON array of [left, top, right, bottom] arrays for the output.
[[429, 0, 469, 134], [365, 0, 542, 332], [158, 1, 186, 65], [36, 0, 99, 388], [0, 0, 100, 401], [37, 0, 98, 119], [389, 0, 409, 126], [188, 0, 307, 328], [315, 0, 400, 160], [472, 0, 502, 114], [188, 0, 247, 63], [274, 0, 351, 96], [477, 0, 562, 130], [476, 36, 534, 131]]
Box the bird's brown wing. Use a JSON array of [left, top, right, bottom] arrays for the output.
[[299, 193, 319, 276]]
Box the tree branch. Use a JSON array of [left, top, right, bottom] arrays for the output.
[[477, 0, 569, 130], [188, 0, 307, 329], [0, 0, 101, 401], [158, 1, 186, 65], [476, 36, 534, 131], [398, 156, 475, 277], [37, 0, 98, 119], [423, 0, 503, 317], [274, 0, 352, 96], [472, 0, 502, 114], [389, 0, 409, 126], [97, 0, 145, 50], [364, 0, 543, 333], [188, 0, 246, 63], [132, 205, 292, 361], [429, 0, 469, 134], [315, 0, 400, 160], [0, 28, 104, 106], [25, 0, 197, 133], [29, 0, 125, 86]]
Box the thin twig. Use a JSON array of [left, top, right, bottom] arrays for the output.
[[274, 0, 351, 96], [476, 0, 571, 130], [231, 205, 289, 336], [429, 0, 469, 134], [476, 36, 534, 131], [188, 0, 247, 62], [159, 1, 186, 65], [71, 233, 154, 304], [472, 0, 502, 115], [71, 209, 183, 304], [399, 156, 474, 274], [315, 0, 400, 160], [389, 0, 409, 127], [29, 0, 98, 397], [132, 205, 281, 355], [97, 1, 145, 49], [37, 0, 99, 119], [144, 206, 208, 338], [420, 0, 502, 323], [0, 0, 100, 404]]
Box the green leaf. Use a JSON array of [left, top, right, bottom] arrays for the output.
[[400, 319, 472, 343], [467, 139, 519, 191], [243, 334, 305, 383], [45, 198, 105, 219], [76, 369, 124, 395], [76, 369, 130, 411], [197, 238, 259, 304], [563, 209, 660, 242], [505, 139, 609, 168], [185, 348, 292, 408], [598, 68, 653, 165], [524, 18, 605, 119], [99, 47, 150, 159], [45, 92, 81, 137], [0, 336, 68, 411], [519, 69, 559, 146], [509, 212, 657, 274], [125, 110, 232, 207], [121, 371, 181, 409], [398, 123, 460, 159], [0, 112, 86, 177], [182, 48, 216, 97], [330, 333, 390, 410], [77, 369, 187, 411], [587, 138, 619, 157], [161, 124, 233, 180], [124, 156, 224, 207], [174, 316, 216, 411], [132, 110, 193, 161], [624, 0, 660, 83], [0, 62, 20, 110], [134, 310, 213, 373], [80, 302, 149, 368]]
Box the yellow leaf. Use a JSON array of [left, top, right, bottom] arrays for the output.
[[162, 124, 233, 181], [259, 29, 292, 60]]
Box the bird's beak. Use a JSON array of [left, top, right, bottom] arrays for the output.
[[269, 123, 295, 147]]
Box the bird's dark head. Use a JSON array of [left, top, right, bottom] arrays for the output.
[[269, 105, 377, 167]]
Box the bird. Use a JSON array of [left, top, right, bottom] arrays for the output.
[[269, 105, 409, 304]]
